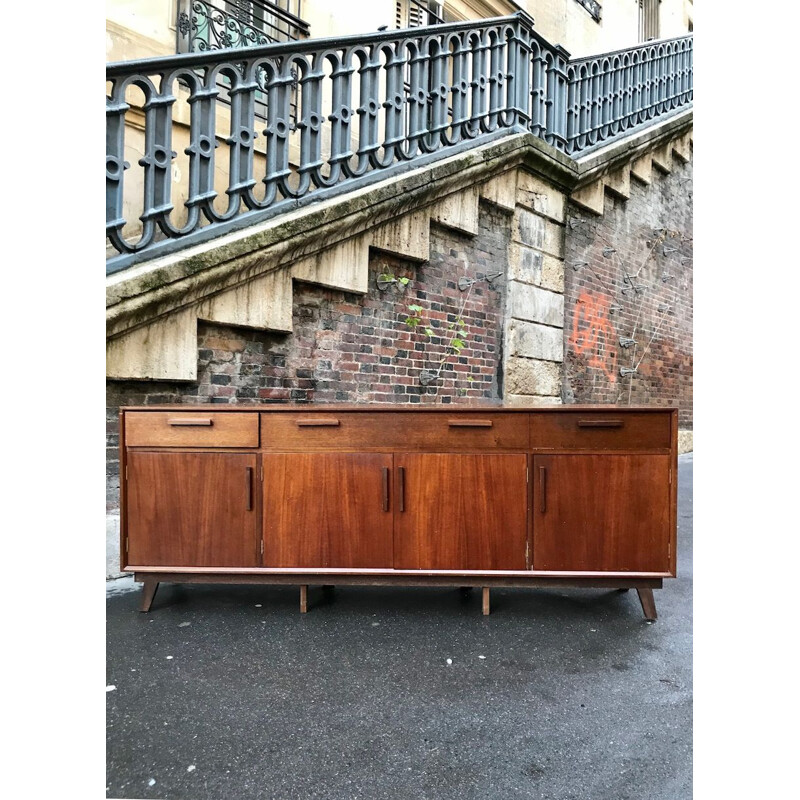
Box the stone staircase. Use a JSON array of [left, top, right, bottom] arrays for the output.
[[107, 133, 558, 382], [107, 113, 692, 405]]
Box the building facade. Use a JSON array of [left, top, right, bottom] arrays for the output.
[[107, 1, 693, 62]]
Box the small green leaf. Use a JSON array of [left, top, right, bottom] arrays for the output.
[[405, 316, 419, 327], [467, 375, 474, 383], [451, 338, 465, 350], [425, 328, 435, 337], [379, 273, 394, 282], [399, 277, 410, 286]]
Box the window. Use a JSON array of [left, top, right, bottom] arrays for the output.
[[223, 1, 306, 44], [396, 1, 445, 29], [574, 0, 602, 23], [639, 0, 660, 42]]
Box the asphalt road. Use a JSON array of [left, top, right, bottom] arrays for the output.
[[106, 454, 693, 800]]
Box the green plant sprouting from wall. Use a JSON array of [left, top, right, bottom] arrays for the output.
[[377, 262, 500, 395]]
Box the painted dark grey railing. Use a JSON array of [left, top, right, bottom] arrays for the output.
[[106, 12, 692, 273], [565, 35, 693, 154]]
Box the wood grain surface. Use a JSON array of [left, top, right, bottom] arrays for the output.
[[532, 454, 671, 572], [260, 412, 529, 452], [393, 454, 528, 570], [126, 451, 259, 567], [125, 412, 259, 448], [262, 453, 394, 568], [529, 411, 671, 451]]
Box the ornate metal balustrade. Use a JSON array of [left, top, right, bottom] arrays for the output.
[[178, 1, 309, 51], [106, 12, 692, 273], [565, 36, 693, 154]]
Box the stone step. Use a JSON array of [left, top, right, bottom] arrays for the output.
[[571, 127, 692, 215]]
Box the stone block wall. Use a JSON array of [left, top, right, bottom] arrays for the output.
[[106, 203, 512, 513], [563, 160, 693, 428], [503, 172, 568, 405]]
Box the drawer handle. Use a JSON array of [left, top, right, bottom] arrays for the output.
[[539, 466, 547, 513], [398, 467, 405, 512], [168, 418, 213, 427], [577, 419, 624, 429], [448, 420, 493, 428], [296, 419, 340, 427], [245, 467, 253, 511], [382, 467, 390, 512]]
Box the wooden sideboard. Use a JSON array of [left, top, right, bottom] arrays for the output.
[[120, 405, 677, 620]]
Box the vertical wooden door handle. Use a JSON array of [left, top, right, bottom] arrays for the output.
[[539, 466, 547, 513], [398, 466, 405, 512], [245, 467, 253, 511], [382, 467, 390, 512]]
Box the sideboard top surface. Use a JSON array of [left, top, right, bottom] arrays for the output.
[[121, 404, 677, 413]]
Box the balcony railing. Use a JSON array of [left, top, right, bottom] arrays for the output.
[[106, 12, 692, 273], [178, 1, 309, 51]]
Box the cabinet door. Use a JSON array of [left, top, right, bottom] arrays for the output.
[[126, 451, 259, 567], [394, 454, 528, 571], [532, 455, 670, 572], [263, 453, 394, 568]]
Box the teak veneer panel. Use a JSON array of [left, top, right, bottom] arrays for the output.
[[260, 411, 529, 451], [532, 454, 671, 573], [126, 451, 259, 567], [126, 411, 259, 448], [530, 411, 671, 451], [393, 454, 528, 570], [263, 453, 394, 568]]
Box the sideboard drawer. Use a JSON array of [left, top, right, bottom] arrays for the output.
[[414, 413, 529, 450], [530, 411, 671, 451], [262, 412, 529, 451], [125, 412, 260, 448]]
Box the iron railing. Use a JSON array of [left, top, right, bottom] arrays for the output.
[[566, 35, 693, 153], [178, 1, 309, 51], [106, 12, 692, 272]]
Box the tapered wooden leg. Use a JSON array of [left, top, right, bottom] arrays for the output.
[[140, 579, 159, 613], [300, 585, 308, 614], [482, 587, 490, 616], [636, 587, 657, 622]]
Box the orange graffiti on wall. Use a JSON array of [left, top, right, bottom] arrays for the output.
[[570, 292, 617, 382]]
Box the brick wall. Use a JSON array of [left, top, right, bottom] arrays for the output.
[[563, 159, 693, 428], [106, 203, 511, 511]]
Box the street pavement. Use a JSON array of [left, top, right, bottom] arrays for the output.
[[106, 453, 693, 800]]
